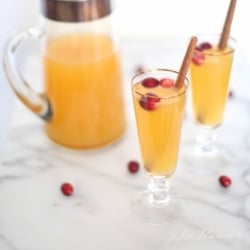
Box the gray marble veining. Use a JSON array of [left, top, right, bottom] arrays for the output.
[[0, 37, 250, 250]]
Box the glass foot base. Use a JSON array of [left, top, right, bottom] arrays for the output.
[[131, 191, 184, 225]]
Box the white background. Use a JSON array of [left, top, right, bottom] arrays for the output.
[[1, 1, 249, 38], [1, 0, 250, 56]]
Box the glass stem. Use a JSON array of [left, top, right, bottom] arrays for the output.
[[195, 127, 217, 154], [147, 176, 170, 205]]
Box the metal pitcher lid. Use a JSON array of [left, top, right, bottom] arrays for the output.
[[41, 0, 112, 22]]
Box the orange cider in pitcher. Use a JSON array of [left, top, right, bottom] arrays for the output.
[[190, 44, 234, 127], [43, 34, 125, 148], [132, 78, 187, 177]]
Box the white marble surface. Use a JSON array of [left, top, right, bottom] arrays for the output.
[[1, 37, 250, 250]]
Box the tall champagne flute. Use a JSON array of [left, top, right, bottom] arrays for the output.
[[187, 33, 236, 174], [131, 69, 188, 222]]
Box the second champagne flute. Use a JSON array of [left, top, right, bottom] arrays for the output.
[[184, 0, 238, 174], [186, 33, 236, 174]]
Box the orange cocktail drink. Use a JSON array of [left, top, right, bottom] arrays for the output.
[[43, 33, 125, 149], [190, 34, 235, 127], [132, 69, 188, 177]]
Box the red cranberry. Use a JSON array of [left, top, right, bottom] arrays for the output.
[[198, 42, 212, 51], [128, 160, 140, 173], [219, 176, 232, 188], [135, 65, 145, 74], [145, 92, 160, 102], [139, 93, 160, 111], [228, 90, 234, 99], [141, 77, 159, 88], [61, 182, 74, 196], [160, 78, 175, 88], [192, 50, 205, 66], [195, 46, 203, 52]]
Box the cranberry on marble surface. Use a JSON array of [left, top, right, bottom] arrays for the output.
[[134, 65, 145, 74], [219, 175, 232, 188], [128, 160, 140, 173], [61, 182, 74, 196], [228, 90, 234, 99]]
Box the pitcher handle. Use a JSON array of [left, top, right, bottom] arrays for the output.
[[2, 27, 52, 121]]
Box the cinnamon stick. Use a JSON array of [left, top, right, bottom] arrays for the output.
[[175, 36, 198, 88], [218, 0, 237, 49]]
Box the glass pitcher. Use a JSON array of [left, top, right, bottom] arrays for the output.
[[3, 0, 126, 149]]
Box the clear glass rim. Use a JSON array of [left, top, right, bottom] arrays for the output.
[[131, 68, 189, 101], [195, 33, 236, 56]]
